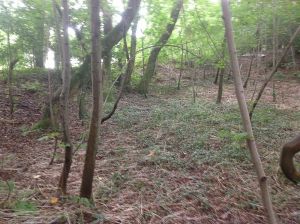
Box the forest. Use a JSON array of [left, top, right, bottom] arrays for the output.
[[0, 0, 300, 223]]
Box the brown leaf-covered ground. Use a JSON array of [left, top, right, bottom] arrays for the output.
[[0, 64, 300, 224]]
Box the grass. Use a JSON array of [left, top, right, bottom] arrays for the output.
[[109, 100, 299, 223], [114, 100, 293, 168], [0, 180, 38, 214], [21, 80, 42, 93]]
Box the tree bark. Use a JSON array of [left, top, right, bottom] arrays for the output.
[[216, 36, 226, 104], [213, 68, 220, 85], [58, 0, 73, 195], [7, 59, 18, 119], [216, 68, 224, 104], [80, 0, 103, 200], [7, 30, 13, 118], [249, 25, 300, 119], [137, 0, 183, 95], [243, 54, 254, 89], [34, 11, 45, 68], [47, 70, 56, 128], [177, 44, 184, 90], [102, 0, 141, 56], [102, 1, 113, 85], [221, 1, 278, 223], [272, 0, 278, 68]]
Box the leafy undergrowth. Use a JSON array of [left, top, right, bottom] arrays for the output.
[[1, 72, 300, 223]]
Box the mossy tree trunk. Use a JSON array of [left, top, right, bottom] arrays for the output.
[[137, 0, 183, 95]]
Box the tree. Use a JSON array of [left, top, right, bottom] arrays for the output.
[[80, 0, 103, 200], [20, 0, 50, 68], [101, 15, 140, 124], [101, 0, 113, 85], [137, 0, 183, 95], [58, 0, 73, 195], [52, 0, 63, 70], [216, 35, 226, 104], [40, 0, 141, 127], [221, 1, 277, 223]]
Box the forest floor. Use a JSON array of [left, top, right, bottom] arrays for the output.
[[1, 64, 300, 224]]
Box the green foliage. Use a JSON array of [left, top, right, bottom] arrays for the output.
[[274, 72, 285, 79], [114, 99, 299, 170], [0, 0, 299, 75], [0, 180, 15, 193], [292, 72, 300, 79], [69, 196, 93, 208], [218, 130, 248, 143], [151, 84, 178, 95], [114, 106, 145, 128], [19, 125, 32, 136], [21, 80, 42, 93], [96, 171, 129, 202], [33, 119, 51, 130], [13, 200, 38, 213], [37, 132, 60, 141]]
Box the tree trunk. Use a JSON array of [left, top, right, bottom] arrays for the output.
[[47, 70, 56, 128], [290, 45, 296, 68], [80, 0, 103, 200], [102, 0, 141, 56], [102, 2, 113, 86], [214, 68, 220, 85], [290, 30, 297, 69], [7, 59, 18, 119], [137, 0, 183, 95], [216, 36, 226, 104], [52, 0, 63, 70], [58, 0, 73, 195], [216, 68, 224, 104], [125, 14, 139, 91], [272, 0, 278, 68], [192, 69, 196, 103], [221, 1, 278, 223], [34, 12, 45, 68], [7, 31, 13, 118], [141, 36, 145, 77], [177, 44, 184, 90], [243, 54, 254, 89]]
